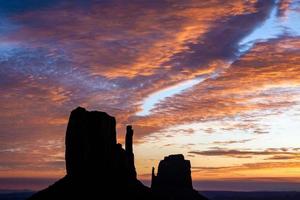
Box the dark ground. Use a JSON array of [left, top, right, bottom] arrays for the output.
[[201, 191, 300, 200], [1, 190, 300, 200], [0, 190, 33, 200]]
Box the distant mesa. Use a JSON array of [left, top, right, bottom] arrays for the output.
[[28, 107, 208, 200], [152, 154, 193, 189], [152, 154, 208, 200]]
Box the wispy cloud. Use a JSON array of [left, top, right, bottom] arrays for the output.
[[193, 161, 300, 172], [212, 139, 253, 145], [189, 147, 300, 159]]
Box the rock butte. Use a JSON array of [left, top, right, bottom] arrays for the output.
[[28, 107, 208, 200]]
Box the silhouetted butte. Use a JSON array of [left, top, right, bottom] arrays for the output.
[[152, 154, 208, 200], [28, 107, 208, 200], [28, 107, 151, 200]]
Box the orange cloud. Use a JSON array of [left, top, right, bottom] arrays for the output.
[[6, 1, 263, 80], [212, 139, 253, 145], [192, 161, 300, 180], [189, 147, 300, 159], [278, 0, 292, 18], [132, 37, 300, 135]]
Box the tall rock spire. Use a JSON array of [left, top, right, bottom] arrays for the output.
[[125, 125, 133, 153], [151, 167, 156, 188], [125, 125, 136, 178]]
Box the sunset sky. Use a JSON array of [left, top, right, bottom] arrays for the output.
[[1, 0, 300, 191]]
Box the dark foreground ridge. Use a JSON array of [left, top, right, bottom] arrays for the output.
[[28, 107, 207, 200]]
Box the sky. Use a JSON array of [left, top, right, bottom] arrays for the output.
[[0, 0, 300, 191]]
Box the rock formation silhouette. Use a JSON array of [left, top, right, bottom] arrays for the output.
[[28, 107, 151, 200], [152, 154, 208, 200], [28, 107, 208, 200]]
